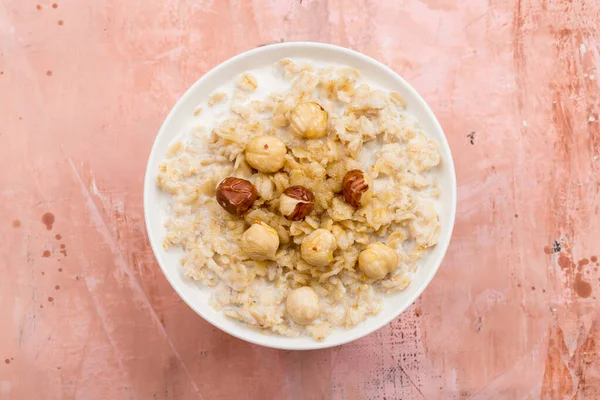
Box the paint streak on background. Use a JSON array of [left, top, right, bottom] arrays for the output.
[[1, 0, 599, 399]]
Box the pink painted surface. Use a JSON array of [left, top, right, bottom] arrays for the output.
[[1, 0, 600, 399]]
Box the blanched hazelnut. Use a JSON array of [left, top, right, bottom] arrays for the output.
[[342, 170, 373, 208], [286, 286, 320, 325], [358, 242, 399, 280], [245, 136, 287, 173], [300, 229, 337, 267], [216, 177, 258, 215], [280, 186, 315, 221], [241, 221, 280, 261], [289, 102, 328, 139]]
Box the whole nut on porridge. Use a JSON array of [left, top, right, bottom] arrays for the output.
[[216, 177, 258, 215], [286, 286, 320, 325], [289, 102, 328, 139], [301, 229, 337, 267], [241, 221, 280, 261], [358, 242, 399, 280], [280, 186, 315, 221], [342, 170, 373, 208], [245, 135, 287, 173]]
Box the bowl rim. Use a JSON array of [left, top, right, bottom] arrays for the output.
[[143, 41, 457, 350]]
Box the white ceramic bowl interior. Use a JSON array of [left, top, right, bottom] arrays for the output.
[[144, 42, 456, 350]]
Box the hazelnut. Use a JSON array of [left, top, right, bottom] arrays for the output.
[[289, 102, 328, 139], [216, 177, 258, 216], [279, 186, 315, 221], [245, 135, 287, 173], [241, 221, 280, 261], [342, 170, 373, 208], [300, 229, 337, 267], [286, 286, 320, 325], [358, 242, 399, 280]]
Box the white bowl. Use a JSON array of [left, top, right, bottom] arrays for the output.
[[144, 42, 456, 350]]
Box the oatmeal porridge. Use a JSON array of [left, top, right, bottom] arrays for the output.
[[156, 59, 441, 340]]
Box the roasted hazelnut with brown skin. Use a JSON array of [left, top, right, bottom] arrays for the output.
[[342, 170, 373, 208], [279, 186, 315, 221], [216, 177, 258, 215]]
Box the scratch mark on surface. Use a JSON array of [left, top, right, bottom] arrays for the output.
[[66, 154, 203, 399], [150, 46, 184, 63], [397, 363, 427, 399], [80, 275, 130, 382], [512, 0, 526, 112]]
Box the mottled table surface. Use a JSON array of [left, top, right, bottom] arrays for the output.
[[2, 1, 600, 399]]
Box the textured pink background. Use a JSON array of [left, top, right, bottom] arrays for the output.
[[1, 0, 600, 399]]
